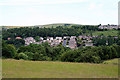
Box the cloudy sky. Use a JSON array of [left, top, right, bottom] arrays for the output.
[[0, 0, 119, 26]]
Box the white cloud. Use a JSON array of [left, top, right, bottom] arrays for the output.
[[0, 0, 88, 6]]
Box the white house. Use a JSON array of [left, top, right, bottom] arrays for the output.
[[40, 37, 44, 41], [24, 37, 36, 46], [47, 37, 53, 41], [71, 36, 76, 39], [56, 37, 62, 40]]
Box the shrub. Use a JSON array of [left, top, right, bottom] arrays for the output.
[[18, 52, 28, 60], [24, 52, 34, 60]]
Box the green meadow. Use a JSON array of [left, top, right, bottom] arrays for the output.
[[92, 30, 118, 36], [2, 59, 118, 78]]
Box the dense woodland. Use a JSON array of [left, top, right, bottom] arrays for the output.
[[2, 41, 120, 63], [2, 25, 120, 63], [2, 25, 100, 40]]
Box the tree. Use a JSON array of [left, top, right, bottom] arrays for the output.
[[6, 39, 25, 48], [34, 36, 40, 42], [2, 41, 17, 58], [33, 53, 40, 61]]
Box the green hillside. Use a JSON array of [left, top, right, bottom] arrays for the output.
[[92, 30, 118, 36], [103, 58, 118, 65]]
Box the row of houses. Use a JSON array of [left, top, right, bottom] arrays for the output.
[[8, 37, 22, 40], [23, 36, 94, 49], [98, 25, 119, 29]]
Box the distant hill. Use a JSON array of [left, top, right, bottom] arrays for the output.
[[1, 23, 82, 29], [1, 23, 118, 29], [1, 26, 33, 29], [1, 23, 102, 29], [34, 23, 81, 28]]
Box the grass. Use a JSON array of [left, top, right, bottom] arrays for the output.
[[92, 30, 118, 36], [103, 58, 118, 65], [2, 59, 118, 78]]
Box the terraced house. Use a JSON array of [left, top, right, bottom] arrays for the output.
[[69, 38, 77, 49]]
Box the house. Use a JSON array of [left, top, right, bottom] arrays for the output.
[[66, 45, 69, 47], [70, 36, 76, 39], [85, 42, 93, 47], [92, 35, 98, 38], [82, 35, 87, 39], [110, 25, 118, 29], [51, 39, 61, 47], [87, 36, 92, 40], [69, 38, 77, 49], [47, 37, 53, 41], [24, 37, 35, 42], [99, 25, 118, 29], [8, 37, 11, 40], [16, 37, 22, 39], [99, 26, 104, 29], [33, 42, 42, 44], [114, 36, 118, 39], [43, 40, 47, 42], [24, 37, 36, 46], [63, 40, 67, 47], [46, 40, 51, 43], [56, 37, 62, 40], [88, 40, 92, 43], [63, 36, 70, 39], [40, 37, 44, 41], [78, 36, 83, 39], [82, 40, 87, 43]]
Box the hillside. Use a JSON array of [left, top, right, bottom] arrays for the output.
[[92, 30, 119, 36], [35, 23, 80, 28], [2, 26, 33, 29], [1, 23, 90, 29], [2, 59, 118, 78]]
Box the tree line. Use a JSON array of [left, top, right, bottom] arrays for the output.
[[2, 40, 120, 63]]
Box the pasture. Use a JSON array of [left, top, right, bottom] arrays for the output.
[[2, 59, 118, 78]]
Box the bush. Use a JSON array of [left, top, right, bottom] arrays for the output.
[[43, 56, 52, 61], [18, 52, 28, 60], [24, 52, 34, 60], [60, 50, 76, 62]]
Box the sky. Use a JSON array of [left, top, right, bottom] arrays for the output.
[[0, 0, 119, 26]]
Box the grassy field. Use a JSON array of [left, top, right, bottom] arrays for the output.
[[2, 59, 118, 78], [92, 30, 118, 36]]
